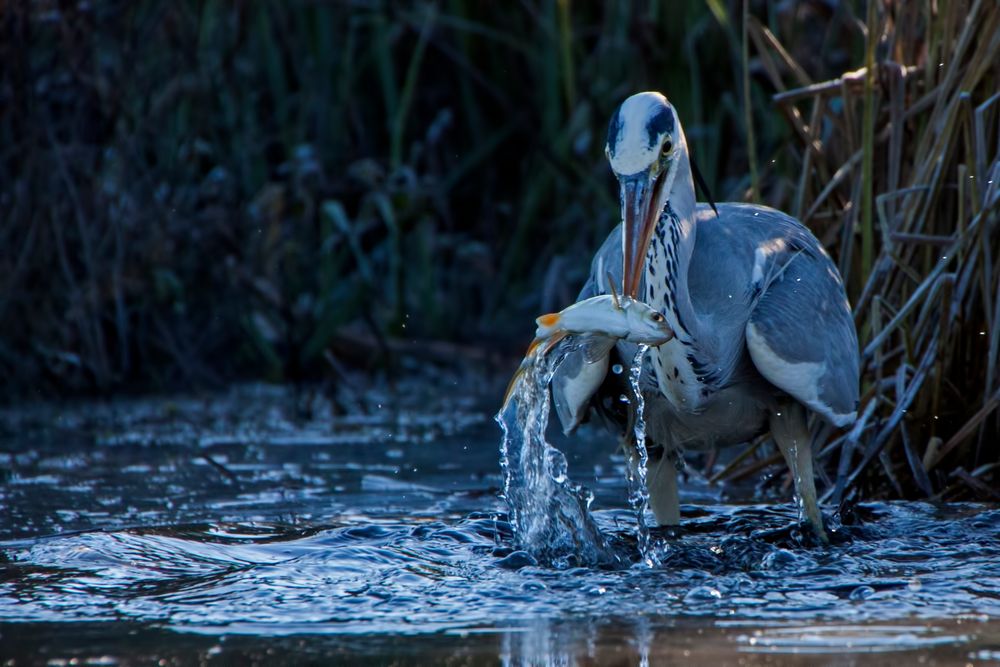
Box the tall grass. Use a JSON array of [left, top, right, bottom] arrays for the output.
[[715, 0, 999, 502], [0, 1, 747, 395], [0, 2, 996, 498]]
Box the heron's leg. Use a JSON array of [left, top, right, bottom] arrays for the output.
[[769, 402, 829, 543], [647, 449, 680, 526], [621, 438, 681, 526]]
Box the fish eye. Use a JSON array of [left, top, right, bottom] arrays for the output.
[[651, 312, 665, 322], [661, 139, 673, 156]]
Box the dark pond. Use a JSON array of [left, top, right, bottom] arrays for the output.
[[1, 381, 998, 665]]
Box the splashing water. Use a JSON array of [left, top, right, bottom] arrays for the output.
[[496, 342, 613, 567], [624, 345, 656, 566], [497, 340, 659, 567], [5, 384, 1000, 662]]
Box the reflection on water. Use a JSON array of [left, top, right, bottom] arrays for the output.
[[1, 384, 999, 664], [3, 616, 1000, 665]]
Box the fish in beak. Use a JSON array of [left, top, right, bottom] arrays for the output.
[[501, 294, 674, 412]]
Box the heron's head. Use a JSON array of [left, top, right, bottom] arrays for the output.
[[605, 91, 684, 298]]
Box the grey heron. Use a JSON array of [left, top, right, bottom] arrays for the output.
[[552, 91, 860, 542]]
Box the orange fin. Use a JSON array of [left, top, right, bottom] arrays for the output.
[[536, 312, 560, 329]]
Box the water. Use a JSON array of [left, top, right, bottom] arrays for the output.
[[496, 343, 612, 567], [625, 344, 654, 566], [496, 340, 653, 567], [2, 382, 1000, 664]]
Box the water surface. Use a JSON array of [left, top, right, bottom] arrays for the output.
[[1, 382, 998, 665]]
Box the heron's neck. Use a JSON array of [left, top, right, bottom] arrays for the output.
[[646, 161, 700, 345], [644, 160, 729, 406]]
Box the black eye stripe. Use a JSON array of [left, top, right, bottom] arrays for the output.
[[646, 106, 674, 148]]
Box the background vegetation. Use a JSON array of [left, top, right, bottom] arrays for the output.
[[1, 1, 997, 501]]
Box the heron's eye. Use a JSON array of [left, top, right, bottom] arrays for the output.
[[651, 312, 665, 323], [661, 139, 673, 156]]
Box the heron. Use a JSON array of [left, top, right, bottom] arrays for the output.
[[551, 91, 859, 542]]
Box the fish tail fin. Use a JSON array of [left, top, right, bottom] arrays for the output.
[[539, 330, 569, 356], [501, 336, 545, 410], [501, 364, 527, 412]]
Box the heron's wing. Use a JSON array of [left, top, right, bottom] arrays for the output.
[[578, 224, 624, 301], [741, 213, 860, 427]]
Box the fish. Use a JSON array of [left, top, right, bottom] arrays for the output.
[[549, 334, 617, 434], [501, 292, 675, 415]]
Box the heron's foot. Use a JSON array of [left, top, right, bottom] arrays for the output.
[[649, 524, 684, 540], [800, 499, 830, 545], [752, 515, 828, 547]]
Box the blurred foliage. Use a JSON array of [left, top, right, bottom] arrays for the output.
[[1, 0, 998, 501], [0, 0, 865, 396], [1, 0, 998, 507]]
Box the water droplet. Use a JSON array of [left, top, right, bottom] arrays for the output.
[[850, 585, 876, 601], [620, 394, 630, 403], [684, 586, 723, 603], [612, 364, 624, 374]]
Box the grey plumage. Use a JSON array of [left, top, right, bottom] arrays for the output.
[[551, 92, 861, 541], [578, 204, 859, 433]]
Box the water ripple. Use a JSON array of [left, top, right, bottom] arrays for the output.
[[2, 502, 998, 637]]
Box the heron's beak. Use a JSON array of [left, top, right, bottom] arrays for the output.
[[620, 170, 667, 298]]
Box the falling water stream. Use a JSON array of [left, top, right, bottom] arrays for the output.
[[496, 341, 613, 566], [497, 339, 656, 566], [625, 344, 655, 566]]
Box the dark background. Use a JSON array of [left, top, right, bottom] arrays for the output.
[[1, 1, 997, 499], [0, 0, 862, 393]]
